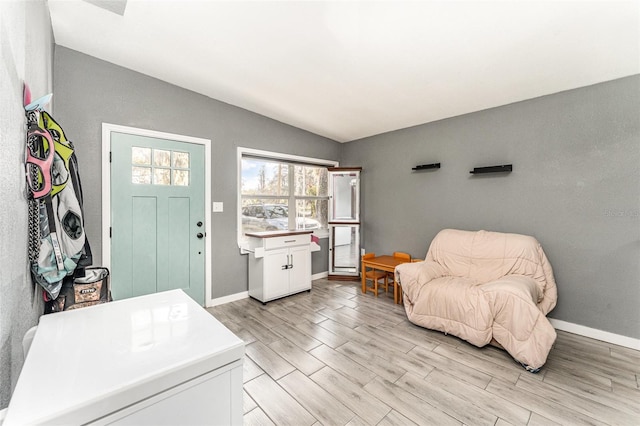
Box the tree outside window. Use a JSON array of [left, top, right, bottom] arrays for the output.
[[241, 157, 329, 234]]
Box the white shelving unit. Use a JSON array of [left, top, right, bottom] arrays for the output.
[[328, 167, 361, 279]]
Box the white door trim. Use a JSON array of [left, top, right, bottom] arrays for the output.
[[102, 123, 213, 307]]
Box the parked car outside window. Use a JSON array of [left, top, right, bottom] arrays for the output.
[[242, 204, 320, 232]]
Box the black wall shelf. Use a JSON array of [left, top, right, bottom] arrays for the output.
[[412, 163, 441, 171], [470, 164, 512, 174]]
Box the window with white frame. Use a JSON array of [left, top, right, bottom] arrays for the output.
[[238, 149, 336, 242]]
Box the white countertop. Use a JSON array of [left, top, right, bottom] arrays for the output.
[[245, 229, 313, 238], [3, 290, 244, 425]]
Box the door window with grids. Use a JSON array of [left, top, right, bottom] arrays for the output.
[[131, 147, 190, 186]]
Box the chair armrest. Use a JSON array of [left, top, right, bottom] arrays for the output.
[[395, 261, 447, 303]]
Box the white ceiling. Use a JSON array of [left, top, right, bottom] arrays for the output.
[[48, 0, 640, 142]]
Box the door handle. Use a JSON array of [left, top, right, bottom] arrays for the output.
[[197, 232, 204, 239], [282, 255, 290, 270], [289, 254, 293, 269]]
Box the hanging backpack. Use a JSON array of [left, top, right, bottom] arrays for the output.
[[25, 91, 92, 301]]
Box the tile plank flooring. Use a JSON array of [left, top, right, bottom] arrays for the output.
[[207, 279, 640, 426]]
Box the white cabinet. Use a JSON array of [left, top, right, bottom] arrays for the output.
[[288, 244, 311, 293], [263, 247, 291, 299], [246, 230, 312, 303], [2, 290, 244, 426]]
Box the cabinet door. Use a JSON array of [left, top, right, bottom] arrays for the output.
[[329, 224, 360, 276], [263, 248, 290, 300], [288, 245, 311, 293], [328, 169, 360, 222]]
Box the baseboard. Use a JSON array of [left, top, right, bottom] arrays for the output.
[[312, 271, 328, 281], [328, 274, 361, 281], [550, 318, 640, 350], [208, 291, 248, 307]]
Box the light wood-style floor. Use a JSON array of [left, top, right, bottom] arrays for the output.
[[207, 279, 640, 426]]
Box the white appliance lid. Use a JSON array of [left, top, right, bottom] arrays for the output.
[[4, 289, 244, 425]]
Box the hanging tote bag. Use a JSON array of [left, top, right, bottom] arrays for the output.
[[45, 267, 111, 313]]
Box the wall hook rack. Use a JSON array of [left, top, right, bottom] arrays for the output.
[[23, 82, 52, 111], [470, 164, 512, 174], [412, 163, 441, 171]]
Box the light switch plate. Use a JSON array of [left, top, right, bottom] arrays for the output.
[[212, 202, 224, 212]]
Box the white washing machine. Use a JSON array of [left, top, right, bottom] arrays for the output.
[[3, 290, 244, 425]]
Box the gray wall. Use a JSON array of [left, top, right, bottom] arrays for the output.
[[341, 75, 640, 339], [53, 46, 341, 300], [312, 238, 330, 275], [0, 0, 52, 408]]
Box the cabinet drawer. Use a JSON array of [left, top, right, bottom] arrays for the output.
[[264, 235, 309, 250]]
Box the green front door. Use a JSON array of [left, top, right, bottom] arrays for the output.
[[111, 132, 206, 305]]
